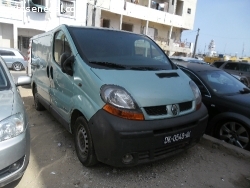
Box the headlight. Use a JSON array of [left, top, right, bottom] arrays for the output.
[[0, 113, 25, 142], [100, 85, 144, 120], [189, 80, 202, 110]]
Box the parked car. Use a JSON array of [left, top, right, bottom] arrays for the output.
[[0, 56, 31, 187], [212, 61, 250, 87], [0, 48, 28, 71], [170, 56, 208, 65], [30, 25, 208, 167], [177, 63, 250, 150]]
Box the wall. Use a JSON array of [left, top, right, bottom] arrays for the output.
[[0, 23, 13, 47], [100, 11, 120, 29]]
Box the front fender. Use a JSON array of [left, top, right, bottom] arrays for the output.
[[71, 94, 104, 122], [207, 112, 250, 135]]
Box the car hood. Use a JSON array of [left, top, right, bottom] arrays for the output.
[[0, 90, 14, 121], [91, 69, 195, 107], [222, 93, 250, 108]]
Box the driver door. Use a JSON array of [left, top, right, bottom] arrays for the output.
[[49, 30, 75, 127]]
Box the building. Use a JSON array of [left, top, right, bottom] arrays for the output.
[[0, 0, 197, 56]]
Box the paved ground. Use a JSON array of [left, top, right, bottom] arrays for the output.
[[4, 84, 250, 188]]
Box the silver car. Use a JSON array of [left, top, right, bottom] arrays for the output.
[[0, 56, 31, 187], [0, 48, 28, 71]]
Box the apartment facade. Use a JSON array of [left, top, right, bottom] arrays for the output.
[[0, 0, 196, 56]]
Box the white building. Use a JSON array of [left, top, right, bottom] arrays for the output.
[[0, 0, 197, 56]]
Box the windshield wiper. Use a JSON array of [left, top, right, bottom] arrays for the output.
[[130, 66, 163, 71], [239, 88, 250, 94], [89, 61, 126, 69]]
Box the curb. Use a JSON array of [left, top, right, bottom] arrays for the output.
[[200, 134, 250, 161]]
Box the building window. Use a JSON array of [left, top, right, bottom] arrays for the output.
[[122, 23, 133, 32], [102, 19, 110, 28], [187, 8, 191, 14], [31, 0, 45, 6], [172, 0, 175, 5], [60, 0, 75, 17], [22, 37, 30, 49], [26, 0, 46, 13]]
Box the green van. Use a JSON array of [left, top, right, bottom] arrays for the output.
[[30, 25, 208, 167]]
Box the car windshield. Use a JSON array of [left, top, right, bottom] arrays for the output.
[[197, 70, 249, 95], [0, 63, 10, 90], [188, 59, 208, 64], [68, 27, 173, 70]]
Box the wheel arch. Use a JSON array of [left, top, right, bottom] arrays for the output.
[[208, 112, 250, 135], [70, 109, 87, 134]]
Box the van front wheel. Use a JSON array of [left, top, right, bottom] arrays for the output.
[[74, 117, 97, 167]]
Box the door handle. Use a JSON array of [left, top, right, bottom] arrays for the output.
[[50, 66, 53, 79], [46, 66, 49, 78]]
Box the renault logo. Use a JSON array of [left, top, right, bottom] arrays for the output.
[[171, 104, 179, 116]]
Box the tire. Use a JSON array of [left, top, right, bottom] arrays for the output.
[[33, 86, 45, 111], [74, 116, 97, 167], [215, 120, 250, 150], [12, 62, 23, 71]]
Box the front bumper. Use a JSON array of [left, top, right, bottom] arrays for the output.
[[0, 126, 30, 187], [89, 104, 208, 167]]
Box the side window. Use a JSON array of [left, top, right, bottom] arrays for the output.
[[224, 63, 239, 70], [212, 62, 224, 68], [239, 64, 250, 72], [181, 68, 210, 96], [53, 31, 72, 65], [0, 50, 15, 56]]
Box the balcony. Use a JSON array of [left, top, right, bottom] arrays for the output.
[[90, 0, 185, 28], [155, 37, 192, 54], [0, 0, 23, 21]]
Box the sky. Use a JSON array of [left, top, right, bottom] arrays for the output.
[[181, 0, 250, 57]]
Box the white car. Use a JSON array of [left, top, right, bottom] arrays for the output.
[[0, 48, 28, 71], [0, 56, 31, 187]]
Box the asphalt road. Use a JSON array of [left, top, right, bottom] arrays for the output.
[[4, 70, 250, 188]]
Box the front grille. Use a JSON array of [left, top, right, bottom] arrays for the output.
[[143, 101, 193, 116], [144, 105, 167, 115], [179, 101, 192, 112], [138, 141, 189, 161]]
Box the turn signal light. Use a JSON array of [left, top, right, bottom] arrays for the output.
[[103, 104, 144, 120]]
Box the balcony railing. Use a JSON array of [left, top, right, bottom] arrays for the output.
[[155, 37, 192, 53]]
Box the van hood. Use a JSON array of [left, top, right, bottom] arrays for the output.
[[0, 90, 14, 121], [91, 69, 195, 107]]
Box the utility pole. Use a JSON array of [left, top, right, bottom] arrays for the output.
[[92, 0, 97, 27], [192, 28, 200, 58]]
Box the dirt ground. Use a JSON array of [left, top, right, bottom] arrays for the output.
[[5, 86, 250, 188]]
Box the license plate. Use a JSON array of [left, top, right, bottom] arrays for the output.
[[164, 131, 191, 144]]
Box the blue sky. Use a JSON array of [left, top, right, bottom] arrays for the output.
[[181, 0, 250, 57]]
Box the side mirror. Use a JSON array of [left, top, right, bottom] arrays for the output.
[[60, 53, 74, 76], [16, 76, 31, 86]]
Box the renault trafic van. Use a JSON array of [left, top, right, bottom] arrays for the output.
[[30, 25, 208, 167]]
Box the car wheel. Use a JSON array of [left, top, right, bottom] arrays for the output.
[[215, 120, 250, 150], [12, 62, 23, 71], [74, 116, 97, 167], [33, 86, 45, 111]]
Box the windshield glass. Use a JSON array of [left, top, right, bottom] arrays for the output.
[[0, 62, 10, 90], [68, 27, 173, 70], [197, 70, 249, 95]]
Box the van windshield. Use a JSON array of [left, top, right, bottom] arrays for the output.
[[67, 27, 173, 70]]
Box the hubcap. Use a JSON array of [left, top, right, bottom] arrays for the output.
[[13, 63, 22, 71], [77, 126, 88, 158], [219, 121, 249, 148]]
